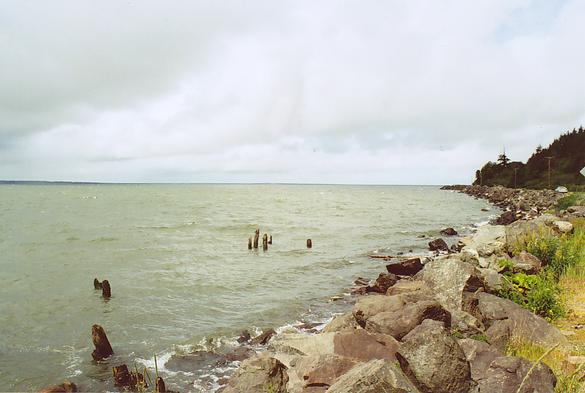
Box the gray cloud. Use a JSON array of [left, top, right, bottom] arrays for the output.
[[0, 0, 583, 183]]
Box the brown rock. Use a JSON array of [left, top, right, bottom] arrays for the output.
[[222, 355, 288, 393], [428, 238, 449, 252], [386, 258, 423, 276], [366, 273, 398, 293], [440, 227, 458, 236], [476, 355, 556, 392], [250, 328, 277, 345]]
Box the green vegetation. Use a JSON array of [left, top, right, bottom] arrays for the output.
[[556, 192, 585, 210], [473, 127, 585, 190], [499, 221, 585, 321]]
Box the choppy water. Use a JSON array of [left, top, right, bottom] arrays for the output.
[[0, 184, 496, 392]]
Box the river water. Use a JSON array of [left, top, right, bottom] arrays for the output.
[[0, 184, 495, 392]]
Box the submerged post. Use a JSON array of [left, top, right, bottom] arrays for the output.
[[253, 229, 259, 249], [102, 280, 111, 298], [248, 237, 253, 250], [306, 239, 312, 249], [91, 324, 114, 361], [268, 235, 272, 245], [262, 233, 268, 251], [94, 278, 102, 290]]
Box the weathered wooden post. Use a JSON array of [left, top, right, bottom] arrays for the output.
[[112, 365, 131, 387], [156, 377, 166, 393], [306, 239, 312, 249], [93, 278, 102, 290], [262, 233, 268, 251], [91, 324, 114, 361], [268, 235, 272, 245], [102, 280, 111, 298], [248, 237, 252, 250], [253, 229, 259, 249]]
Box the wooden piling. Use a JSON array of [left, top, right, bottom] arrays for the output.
[[102, 280, 111, 298], [253, 229, 259, 249], [38, 381, 77, 393], [268, 235, 272, 245], [93, 278, 102, 290], [306, 239, 312, 249], [91, 324, 114, 361], [248, 237, 253, 250], [156, 377, 166, 393], [262, 233, 268, 251]]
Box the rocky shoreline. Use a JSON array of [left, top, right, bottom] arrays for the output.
[[217, 186, 578, 393]]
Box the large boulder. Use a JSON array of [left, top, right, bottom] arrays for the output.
[[269, 330, 398, 361], [552, 220, 573, 234], [461, 225, 507, 258], [415, 257, 485, 313], [386, 280, 431, 296], [397, 319, 471, 393], [476, 355, 556, 393], [287, 354, 359, 393], [221, 355, 288, 393], [386, 258, 424, 276], [457, 338, 502, 381], [365, 300, 451, 339], [464, 292, 567, 350], [327, 359, 421, 393]]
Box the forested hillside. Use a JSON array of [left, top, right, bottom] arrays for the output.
[[473, 127, 585, 190]]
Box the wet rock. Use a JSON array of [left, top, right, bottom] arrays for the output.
[[428, 238, 449, 252], [464, 292, 567, 350], [221, 355, 288, 393], [440, 227, 458, 236], [251, 328, 277, 345], [225, 347, 256, 362], [38, 382, 77, 393], [237, 330, 251, 343], [91, 324, 114, 361], [476, 355, 556, 393], [165, 351, 226, 371], [386, 258, 423, 276], [327, 359, 421, 393], [397, 319, 471, 393], [366, 273, 398, 293], [354, 277, 370, 286]]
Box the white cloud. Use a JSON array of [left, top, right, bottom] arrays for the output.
[[0, 0, 583, 183]]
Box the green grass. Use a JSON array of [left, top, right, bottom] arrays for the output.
[[556, 192, 585, 210]]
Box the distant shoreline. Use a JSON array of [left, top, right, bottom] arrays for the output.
[[0, 180, 454, 186]]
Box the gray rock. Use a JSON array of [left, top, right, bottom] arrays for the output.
[[327, 359, 421, 393], [476, 355, 556, 393], [365, 300, 451, 339], [415, 257, 485, 313], [511, 251, 542, 273], [458, 338, 502, 381], [397, 319, 471, 393], [552, 220, 573, 234], [221, 355, 288, 393], [323, 312, 360, 333], [464, 292, 567, 350]]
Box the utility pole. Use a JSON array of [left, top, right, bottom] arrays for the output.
[[514, 167, 519, 188], [545, 156, 553, 189]]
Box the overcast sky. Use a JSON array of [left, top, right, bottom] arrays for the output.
[[1, 0, 583, 184]]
